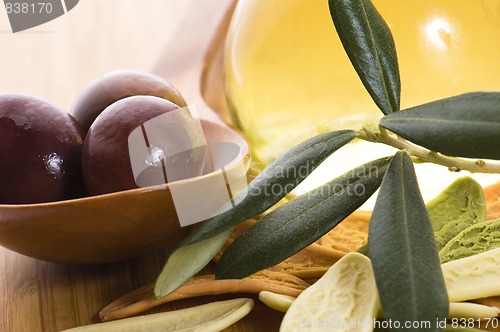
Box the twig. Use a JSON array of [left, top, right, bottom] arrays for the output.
[[358, 127, 500, 174]]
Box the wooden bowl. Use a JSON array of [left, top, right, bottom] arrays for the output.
[[0, 0, 246, 265], [0, 119, 250, 264]]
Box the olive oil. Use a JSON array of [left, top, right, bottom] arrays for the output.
[[224, 0, 500, 201]]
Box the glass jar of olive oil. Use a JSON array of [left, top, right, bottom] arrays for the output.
[[224, 0, 500, 202]]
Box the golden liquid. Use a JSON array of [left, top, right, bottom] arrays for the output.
[[224, 0, 500, 203], [225, 0, 500, 163]]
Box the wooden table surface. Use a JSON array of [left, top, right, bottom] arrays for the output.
[[0, 1, 283, 331], [0, 248, 284, 331]]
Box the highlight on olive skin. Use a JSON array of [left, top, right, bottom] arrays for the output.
[[0, 93, 84, 204]]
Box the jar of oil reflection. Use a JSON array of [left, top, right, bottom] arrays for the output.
[[224, 0, 500, 203]]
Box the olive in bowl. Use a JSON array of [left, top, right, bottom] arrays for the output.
[[0, 93, 84, 204], [82, 95, 208, 196], [72, 70, 187, 133]]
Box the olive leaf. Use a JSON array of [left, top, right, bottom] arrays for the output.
[[154, 228, 234, 298], [216, 156, 391, 279], [328, 0, 400, 115], [379, 92, 500, 160], [180, 130, 357, 246], [358, 176, 486, 257], [369, 150, 448, 331], [154, 130, 356, 297]]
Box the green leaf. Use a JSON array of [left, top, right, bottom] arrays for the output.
[[154, 228, 233, 298], [180, 130, 357, 246], [216, 156, 392, 279], [154, 130, 356, 297], [359, 176, 486, 258], [328, 0, 400, 115], [427, 176, 486, 251], [369, 150, 448, 331], [379, 92, 500, 159]]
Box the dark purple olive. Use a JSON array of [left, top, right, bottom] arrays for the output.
[[0, 93, 84, 204], [71, 70, 187, 133], [82, 95, 207, 196]]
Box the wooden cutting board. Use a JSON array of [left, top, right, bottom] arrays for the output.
[[0, 246, 284, 331]]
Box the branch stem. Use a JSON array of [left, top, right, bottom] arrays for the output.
[[359, 128, 500, 174]]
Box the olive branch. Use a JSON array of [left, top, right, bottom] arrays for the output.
[[155, 0, 500, 330]]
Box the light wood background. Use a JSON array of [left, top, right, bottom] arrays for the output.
[[0, 0, 185, 112], [0, 1, 282, 331]]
